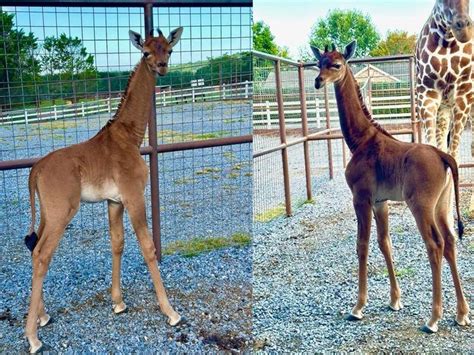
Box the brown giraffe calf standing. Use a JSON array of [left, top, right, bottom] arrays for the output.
[[23, 28, 183, 353], [311, 41, 470, 333]]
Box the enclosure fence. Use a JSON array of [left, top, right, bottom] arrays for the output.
[[253, 50, 474, 222], [0, 0, 253, 261]]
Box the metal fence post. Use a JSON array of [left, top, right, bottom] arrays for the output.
[[275, 60, 292, 216], [408, 57, 419, 143], [298, 64, 312, 202], [144, 3, 162, 262], [323, 85, 334, 179]]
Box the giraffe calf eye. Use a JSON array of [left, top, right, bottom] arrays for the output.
[[143, 52, 150, 58]]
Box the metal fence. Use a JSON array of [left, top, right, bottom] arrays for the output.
[[253, 50, 473, 222], [0, 1, 253, 260]]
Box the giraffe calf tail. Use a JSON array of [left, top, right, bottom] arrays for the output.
[[437, 150, 464, 239], [25, 167, 39, 253]]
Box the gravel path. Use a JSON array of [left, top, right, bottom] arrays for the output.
[[253, 173, 474, 352], [0, 230, 252, 352]]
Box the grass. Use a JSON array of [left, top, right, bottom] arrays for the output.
[[255, 204, 286, 223], [227, 172, 239, 179], [174, 177, 195, 185], [382, 267, 416, 278], [391, 225, 405, 234], [295, 199, 314, 209], [223, 151, 237, 161], [195, 167, 222, 175], [468, 240, 474, 252], [163, 232, 251, 257], [159, 129, 230, 143]]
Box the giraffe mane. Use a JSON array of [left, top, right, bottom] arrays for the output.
[[96, 60, 143, 134], [350, 69, 394, 139]]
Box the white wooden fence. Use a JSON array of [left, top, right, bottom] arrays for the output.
[[253, 94, 412, 128], [0, 81, 252, 126]]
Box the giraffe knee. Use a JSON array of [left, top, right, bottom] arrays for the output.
[[141, 239, 157, 263], [111, 238, 124, 255]]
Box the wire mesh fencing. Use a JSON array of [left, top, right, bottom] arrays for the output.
[[253, 51, 474, 223], [0, 3, 252, 255]]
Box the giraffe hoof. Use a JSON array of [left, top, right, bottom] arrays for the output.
[[29, 340, 44, 354], [420, 323, 438, 334], [37, 314, 53, 327], [389, 300, 403, 311], [346, 313, 363, 321], [168, 314, 183, 327], [113, 302, 128, 314], [455, 315, 471, 327]]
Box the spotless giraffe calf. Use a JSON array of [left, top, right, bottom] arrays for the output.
[[311, 41, 470, 334], [24, 27, 183, 353]]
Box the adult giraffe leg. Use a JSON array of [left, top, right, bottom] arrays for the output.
[[107, 201, 127, 314], [124, 193, 181, 326], [436, 105, 451, 152], [448, 101, 470, 162], [347, 195, 372, 321], [373, 201, 402, 312], [417, 90, 441, 147]]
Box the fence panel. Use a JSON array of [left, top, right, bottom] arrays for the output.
[[0, 4, 253, 251], [253, 50, 473, 223]]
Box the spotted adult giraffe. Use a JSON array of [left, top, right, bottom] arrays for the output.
[[415, 0, 473, 162], [23, 27, 183, 353]]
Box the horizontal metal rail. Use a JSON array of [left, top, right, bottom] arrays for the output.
[[0, 135, 253, 171], [1, 0, 252, 7], [302, 54, 414, 68]]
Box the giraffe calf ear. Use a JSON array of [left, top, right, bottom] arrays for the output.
[[344, 40, 357, 60], [310, 45, 323, 61], [168, 27, 184, 47], [129, 30, 144, 51]]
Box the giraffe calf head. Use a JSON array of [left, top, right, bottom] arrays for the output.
[[129, 27, 183, 76], [310, 41, 357, 89], [437, 0, 472, 42]]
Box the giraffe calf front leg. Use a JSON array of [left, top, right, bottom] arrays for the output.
[[108, 201, 127, 314]]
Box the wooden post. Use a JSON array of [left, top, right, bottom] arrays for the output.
[[275, 60, 292, 216], [298, 65, 312, 202]]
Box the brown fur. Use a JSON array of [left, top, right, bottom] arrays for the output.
[[24, 29, 183, 353], [313, 45, 470, 333]]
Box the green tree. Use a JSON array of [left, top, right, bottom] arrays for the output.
[[253, 20, 289, 58], [309, 9, 380, 58], [41, 34, 96, 102], [0, 10, 41, 110], [370, 30, 416, 57]]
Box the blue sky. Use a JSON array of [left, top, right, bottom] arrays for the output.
[[254, 0, 454, 58], [3, 6, 252, 70]]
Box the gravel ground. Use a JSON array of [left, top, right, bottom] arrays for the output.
[[0, 230, 252, 352], [253, 172, 474, 353]]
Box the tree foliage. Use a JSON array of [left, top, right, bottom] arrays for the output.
[[309, 9, 380, 58], [41, 34, 96, 102], [253, 20, 290, 58], [0, 10, 41, 109], [370, 30, 416, 57]]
